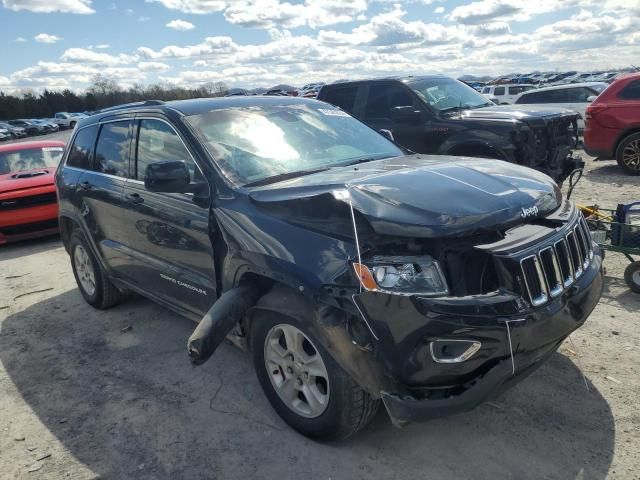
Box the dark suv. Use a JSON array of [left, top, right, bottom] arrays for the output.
[[56, 97, 603, 440], [317, 76, 583, 183]]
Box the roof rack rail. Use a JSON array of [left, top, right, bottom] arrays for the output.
[[94, 99, 165, 115]]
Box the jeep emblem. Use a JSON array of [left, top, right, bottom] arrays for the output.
[[521, 206, 539, 219]]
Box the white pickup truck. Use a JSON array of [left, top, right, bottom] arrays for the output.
[[53, 112, 79, 130]]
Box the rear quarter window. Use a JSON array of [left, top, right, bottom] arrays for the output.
[[493, 87, 505, 96], [66, 125, 98, 169], [618, 80, 640, 100], [322, 86, 358, 113]]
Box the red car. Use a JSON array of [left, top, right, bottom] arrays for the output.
[[584, 72, 640, 175], [0, 140, 65, 244]]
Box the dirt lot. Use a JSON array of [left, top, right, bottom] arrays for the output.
[[1, 134, 639, 479]]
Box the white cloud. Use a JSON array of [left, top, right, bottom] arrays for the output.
[[449, 0, 590, 25], [95, 44, 110, 49], [60, 48, 136, 65], [13, 36, 27, 42], [2, 0, 94, 14], [166, 19, 195, 30], [224, 0, 367, 29], [138, 61, 170, 72], [137, 36, 238, 59], [139, 16, 151, 22], [318, 5, 465, 47], [434, 6, 444, 14], [145, 0, 226, 14], [34, 33, 62, 43]]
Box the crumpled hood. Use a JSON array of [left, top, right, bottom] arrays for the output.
[[249, 155, 562, 237]]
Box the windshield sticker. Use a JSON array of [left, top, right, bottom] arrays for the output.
[[42, 147, 64, 152], [318, 108, 350, 117]]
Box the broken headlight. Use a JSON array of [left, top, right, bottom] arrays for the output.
[[353, 256, 449, 296]]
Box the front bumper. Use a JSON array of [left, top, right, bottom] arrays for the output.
[[354, 249, 603, 424], [0, 204, 59, 244]]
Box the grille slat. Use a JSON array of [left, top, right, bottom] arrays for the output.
[[0, 192, 57, 210], [519, 212, 593, 306]]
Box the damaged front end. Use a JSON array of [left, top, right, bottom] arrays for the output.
[[513, 111, 584, 184], [344, 199, 603, 425]]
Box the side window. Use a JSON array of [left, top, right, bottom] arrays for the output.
[[482, 87, 491, 94], [364, 84, 414, 121], [565, 87, 594, 102], [618, 80, 640, 100], [66, 125, 98, 169], [493, 87, 505, 96], [94, 121, 131, 177], [136, 119, 203, 182], [509, 86, 525, 95], [323, 86, 358, 113]]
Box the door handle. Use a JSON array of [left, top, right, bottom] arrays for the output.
[[78, 181, 92, 190], [126, 192, 144, 205]]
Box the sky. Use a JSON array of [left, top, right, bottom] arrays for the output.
[[0, 0, 638, 93]]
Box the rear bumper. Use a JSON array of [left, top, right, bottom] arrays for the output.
[[355, 249, 603, 424]]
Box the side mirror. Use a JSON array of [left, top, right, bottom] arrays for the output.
[[144, 160, 190, 193], [379, 129, 394, 141], [586, 95, 597, 103], [392, 106, 421, 124]]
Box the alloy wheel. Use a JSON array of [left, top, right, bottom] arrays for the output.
[[622, 139, 640, 171], [263, 324, 330, 418], [74, 245, 96, 296]]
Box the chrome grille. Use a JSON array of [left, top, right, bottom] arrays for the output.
[[520, 213, 593, 306]]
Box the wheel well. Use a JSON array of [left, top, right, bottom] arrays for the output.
[[448, 143, 504, 160], [615, 128, 640, 156], [59, 216, 80, 252]]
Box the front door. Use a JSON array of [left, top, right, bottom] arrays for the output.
[[120, 117, 215, 316]]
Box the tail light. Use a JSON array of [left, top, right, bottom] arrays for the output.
[[585, 104, 608, 126]]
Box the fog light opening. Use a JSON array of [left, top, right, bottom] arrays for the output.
[[430, 339, 482, 364]]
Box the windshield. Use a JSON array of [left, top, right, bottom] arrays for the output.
[[408, 77, 494, 112], [0, 146, 65, 174], [186, 103, 403, 185]]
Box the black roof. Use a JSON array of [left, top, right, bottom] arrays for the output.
[[321, 75, 449, 88], [77, 96, 328, 127]]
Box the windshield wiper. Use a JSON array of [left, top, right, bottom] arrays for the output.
[[340, 154, 391, 167], [243, 167, 330, 188]]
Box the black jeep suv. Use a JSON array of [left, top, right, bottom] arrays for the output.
[[56, 97, 603, 440], [317, 75, 582, 183]]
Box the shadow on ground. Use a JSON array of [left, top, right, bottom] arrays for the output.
[[585, 163, 638, 185], [0, 235, 61, 263], [1, 291, 615, 479]]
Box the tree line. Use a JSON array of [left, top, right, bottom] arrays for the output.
[[0, 75, 229, 120]]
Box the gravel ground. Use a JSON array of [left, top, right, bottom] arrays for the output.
[[0, 132, 639, 479]]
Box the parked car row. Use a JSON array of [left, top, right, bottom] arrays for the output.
[[0, 112, 88, 141]]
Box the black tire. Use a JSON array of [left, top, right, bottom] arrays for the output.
[[624, 261, 640, 293], [250, 312, 379, 440], [69, 230, 127, 309], [615, 132, 640, 175]]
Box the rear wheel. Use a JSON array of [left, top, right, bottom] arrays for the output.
[[69, 230, 127, 309], [251, 313, 379, 440], [616, 133, 640, 175], [624, 261, 640, 293]]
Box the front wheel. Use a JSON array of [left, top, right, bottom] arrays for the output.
[[251, 313, 379, 440], [616, 133, 640, 175], [624, 261, 640, 293]]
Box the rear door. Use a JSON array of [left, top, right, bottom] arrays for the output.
[[75, 119, 133, 277], [120, 116, 215, 316]]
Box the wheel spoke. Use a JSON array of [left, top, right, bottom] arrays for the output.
[[263, 323, 330, 419]]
